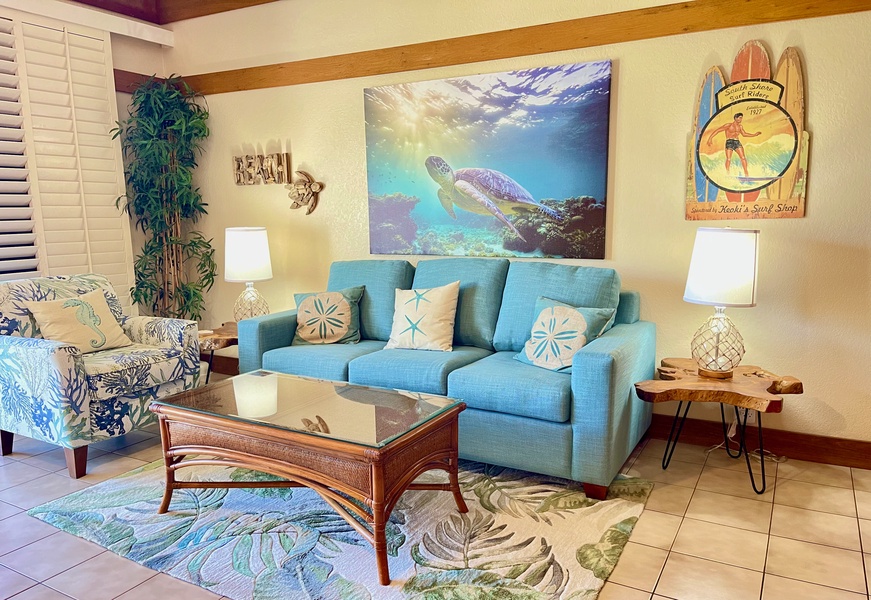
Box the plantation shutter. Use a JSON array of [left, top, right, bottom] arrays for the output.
[[0, 10, 134, 306], [0, 17, 39, 282]]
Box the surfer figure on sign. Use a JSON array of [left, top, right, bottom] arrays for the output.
[[706, 113, 761, 177]]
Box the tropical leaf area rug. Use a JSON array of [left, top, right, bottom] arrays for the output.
[[28, 460, 651, 599]]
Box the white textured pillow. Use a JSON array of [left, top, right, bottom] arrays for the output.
[[384, 281, 460, 352]]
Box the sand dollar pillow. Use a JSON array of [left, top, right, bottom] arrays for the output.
[[292, 286, 364, 345], [25, 289, 132, 354], [384, 280, 460, 352], [514, 296, 616, 372]]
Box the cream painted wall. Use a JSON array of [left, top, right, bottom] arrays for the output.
[[110, 33, 165, 75], [118, 2, 871, 441]]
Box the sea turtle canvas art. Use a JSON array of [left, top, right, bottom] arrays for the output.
[[364, 61, 612, 259]]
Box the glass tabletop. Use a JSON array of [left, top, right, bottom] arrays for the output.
[[152, 371, 462, 448]]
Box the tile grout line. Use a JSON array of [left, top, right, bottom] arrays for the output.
[[757, 458, 776, 600], [852, 469, 870, 597]]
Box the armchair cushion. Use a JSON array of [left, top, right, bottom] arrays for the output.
[[82, 344, 184, 401], [26, 289, 133, 354]]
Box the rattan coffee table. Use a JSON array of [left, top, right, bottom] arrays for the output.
[[149, 371, 467, 585]]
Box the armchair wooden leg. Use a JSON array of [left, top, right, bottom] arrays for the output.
[[64, 446, 88, 478], [0, 430, 12, 455], [583, 482, 608, 500]]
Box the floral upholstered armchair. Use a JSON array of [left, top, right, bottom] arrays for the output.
[[0, 274, 200, 477]]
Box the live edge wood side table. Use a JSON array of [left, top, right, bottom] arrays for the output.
[[634, 358, 803, 494], [199, 322, 238, 383]]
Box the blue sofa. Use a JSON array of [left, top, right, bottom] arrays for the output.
[[239, 258, 655, 499]]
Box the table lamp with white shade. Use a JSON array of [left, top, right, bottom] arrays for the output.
[[225, 227, 273, 321], [684, 227, 759, 379]]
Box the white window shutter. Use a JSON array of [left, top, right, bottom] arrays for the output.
[[0, 10, 135, 308], [0, 17, 39, 282]]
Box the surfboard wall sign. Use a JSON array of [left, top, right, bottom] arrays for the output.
[[686, 40, 809, 221]]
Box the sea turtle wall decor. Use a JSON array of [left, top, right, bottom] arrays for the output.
[[286, 170, 324, 215]]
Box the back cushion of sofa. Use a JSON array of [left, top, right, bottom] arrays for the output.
[[493, 262, 621, 352], [412, 258, 509, 350], [616, 291, 641, 325], [327, 260, 414, 341]]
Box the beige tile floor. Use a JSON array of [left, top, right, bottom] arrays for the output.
[[604, 437, 871, 599], [1, 431, 870, 599]]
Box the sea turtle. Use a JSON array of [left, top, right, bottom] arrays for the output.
[[424, 156, 561, 242]]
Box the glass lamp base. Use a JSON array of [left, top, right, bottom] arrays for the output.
[[234, 282, 269, 321], [691, 307, 745, 378]]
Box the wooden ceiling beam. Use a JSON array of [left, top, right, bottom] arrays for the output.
[[156, 0, 280, 25], [71, 0, 280, 24], [176, 0, 871, 95]]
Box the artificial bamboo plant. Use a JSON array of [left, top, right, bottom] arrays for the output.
[[112, 76, 216, 321]]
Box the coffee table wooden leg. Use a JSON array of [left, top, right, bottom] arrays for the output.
[[158, 467, 176, 514], [449, 456, 468, 513], [157, 416, 175, 514], [373, 506, 390, 585]]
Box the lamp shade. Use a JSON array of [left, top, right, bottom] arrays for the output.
[[225, 227, 273, 282], [684, 227, 759, 307]]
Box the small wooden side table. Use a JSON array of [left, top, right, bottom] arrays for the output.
[[635, 358, 803, 494], [198, 322, 238, 384]]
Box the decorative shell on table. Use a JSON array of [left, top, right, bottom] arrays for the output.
[[286, 171, 324, 215]]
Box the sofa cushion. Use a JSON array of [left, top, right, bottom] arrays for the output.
[[83, 344, 183, 400], [447, 351, 571, 423], [412, 258, 509, 350], [349, 345, 491, 396], [384, 281, 460, 352], [493, 262, 621, 352], [327, 260, 414, 342], [262, 340, 386, 381], [292, 286, 364, 345], [514, 297, 616, 372]]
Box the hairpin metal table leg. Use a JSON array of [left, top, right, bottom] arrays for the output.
[[720, 403, 743, 458], [662, 400, 692, 469], [736, 409, 767, 494], [206, 350, 215, 384]]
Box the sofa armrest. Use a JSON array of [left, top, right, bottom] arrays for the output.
[[122, 316, 200, 386], [238, 310, 298, 373], [0, 336, 91, 448], [122, 316, 197, 350], [569, 320, 656, 486]]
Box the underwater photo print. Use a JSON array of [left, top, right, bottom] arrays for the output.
[[364, 61, 611, 258]]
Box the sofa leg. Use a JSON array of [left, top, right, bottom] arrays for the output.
[[64, 446, 88, 479], [583, 482, 608, 500], [0, 430, 12, 455]]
